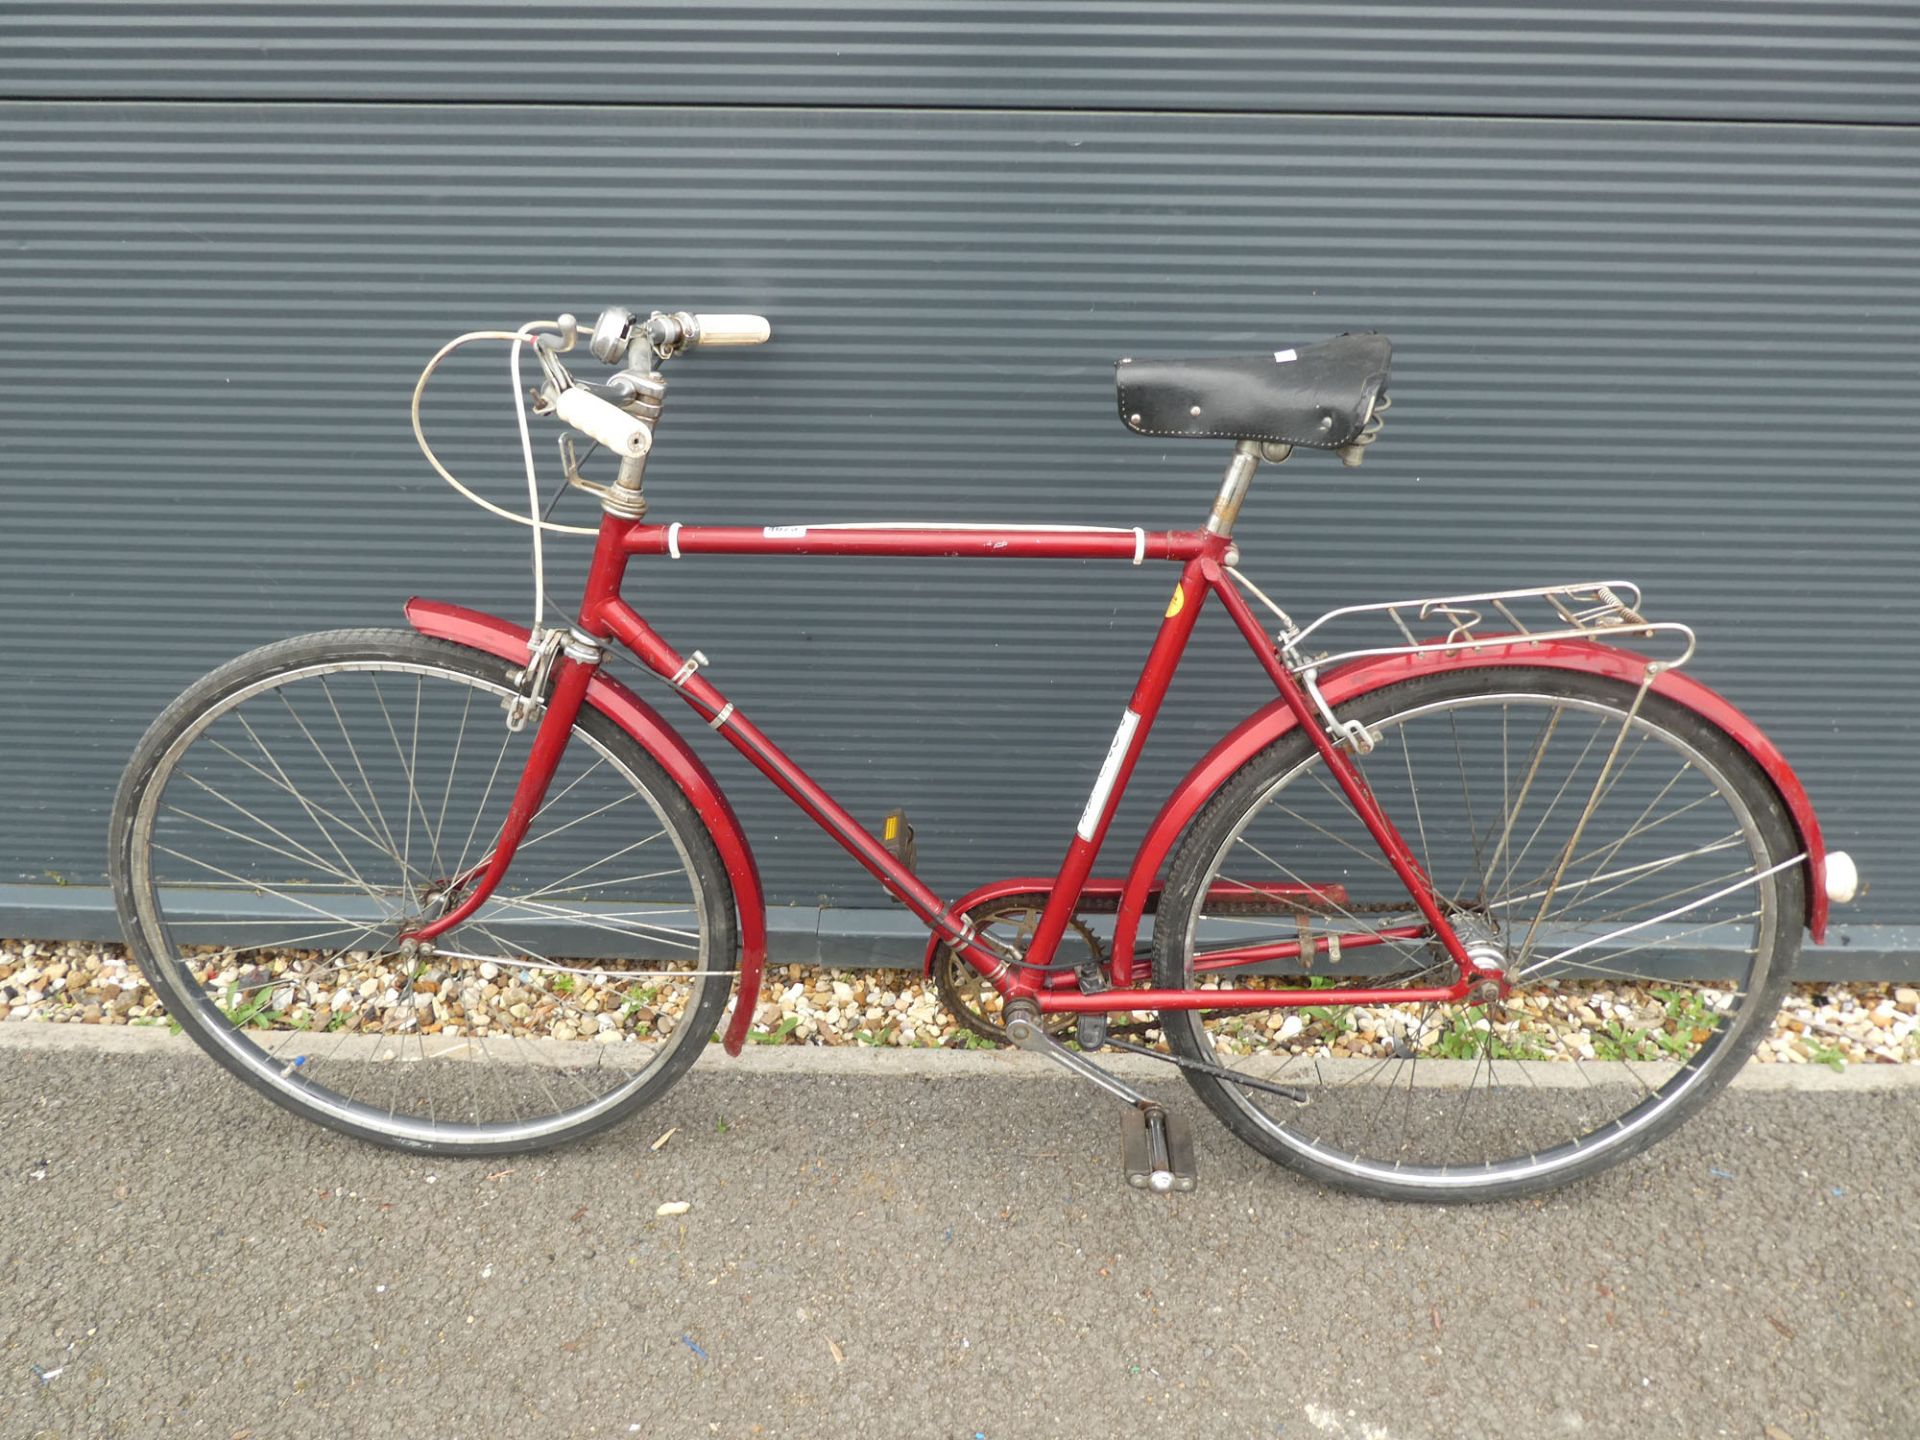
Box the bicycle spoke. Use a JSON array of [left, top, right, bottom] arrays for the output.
[[318, 677, 407, 882], [174, 764, 378, 899], [264, 695, 421, 884], [452, 727, 516, 885], [214, 720, 420, 889], [430, 688, 475, 869], [1486, 834, 1745, 919], [1500, 711, 1607, 902], [161, 804, 371, 894], [1481, 702, 1562, 907], [1213, 848, 1431, 971], [1447, 711, 1486, 888], [1399, 724, 1434, 880], [473, 895, 701, 950], [510, 834, 671, 905]]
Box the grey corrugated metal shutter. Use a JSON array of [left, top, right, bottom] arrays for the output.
[[5, 3, 1917, 121], [1, 7, 1913, 971]]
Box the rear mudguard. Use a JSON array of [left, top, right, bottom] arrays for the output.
[[1107, 638, 1830, 984], [404, 598, 769, 1054]]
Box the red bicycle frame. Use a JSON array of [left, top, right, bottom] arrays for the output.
[[402, 506, 1504, 1043]]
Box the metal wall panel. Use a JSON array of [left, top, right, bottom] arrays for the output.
[[3, 3, 1918, 122], [1, 103, 1912, 960]]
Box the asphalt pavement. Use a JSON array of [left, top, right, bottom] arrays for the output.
[[1, 1030, 1914, 1439]]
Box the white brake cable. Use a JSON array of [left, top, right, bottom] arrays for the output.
[[509, 324, 548, 631], [408, 322, 599, 631]]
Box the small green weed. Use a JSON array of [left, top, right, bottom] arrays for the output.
[[1804, 1038, 1847, 1072], [219, 981, 286, 1030], [1592, 1018, 1661, 1062], [747, 1014, 801, 1045]]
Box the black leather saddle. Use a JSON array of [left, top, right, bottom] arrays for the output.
[[1115, 332, 1391, 454]]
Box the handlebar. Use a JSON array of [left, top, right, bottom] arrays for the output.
[[642, 310, 771, 355], [685, 313, 772, 347], [539, 306, 772, 456], [580, 306, 773, 364], [412, 306, 774, 544]]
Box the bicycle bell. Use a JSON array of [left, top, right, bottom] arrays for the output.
[[589, 306, 637, 364]]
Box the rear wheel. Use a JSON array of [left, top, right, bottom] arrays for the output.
[[110, 630, 738, 1156], [1152, 666, 1804, 1202]]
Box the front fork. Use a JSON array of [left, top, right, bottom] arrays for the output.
[[401, 630, 605, 946]]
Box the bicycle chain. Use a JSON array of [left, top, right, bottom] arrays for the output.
[[937, 894, 1441, 1045]]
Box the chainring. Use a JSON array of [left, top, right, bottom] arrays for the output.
[[933, 894, 1103, 1045]]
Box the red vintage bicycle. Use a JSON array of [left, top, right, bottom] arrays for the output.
[[110, 308, 1859, 1201]]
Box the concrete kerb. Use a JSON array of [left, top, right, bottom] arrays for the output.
[[1, 1018, 1916, 1092]]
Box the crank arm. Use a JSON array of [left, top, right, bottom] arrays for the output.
[[1100, 1036, 1310, 1105], [1004, 1001, 1199, 1195], [1003, 1002, 1160, 1109]]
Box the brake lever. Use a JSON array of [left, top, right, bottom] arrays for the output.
[[534, 312, 580, 353]]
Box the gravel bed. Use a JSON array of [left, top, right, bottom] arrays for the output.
[[2, 938, 1916, 1068]]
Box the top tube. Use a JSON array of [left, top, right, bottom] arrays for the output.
[[621, 522, 1218, 563]]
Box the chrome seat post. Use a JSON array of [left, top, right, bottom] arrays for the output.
[[1206, 439, 1288, 537]]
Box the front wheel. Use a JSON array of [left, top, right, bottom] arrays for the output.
[[1152, 665, 1805, 1202], [110, 629, 738, 1156]]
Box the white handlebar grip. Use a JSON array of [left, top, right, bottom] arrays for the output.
[[553, 387, 653, 458], [690, 313, 772, 347]]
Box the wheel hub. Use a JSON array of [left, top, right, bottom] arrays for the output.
[[1449, 912, 1512, 1002]]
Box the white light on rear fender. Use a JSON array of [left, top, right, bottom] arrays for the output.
[[1824, 850, 1859, 905]]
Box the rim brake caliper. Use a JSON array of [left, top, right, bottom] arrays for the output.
[[503, 628, 566, 732]]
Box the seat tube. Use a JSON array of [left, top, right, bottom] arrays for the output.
[[1010, 547, 1220, 990]]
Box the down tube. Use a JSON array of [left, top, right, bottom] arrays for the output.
[[590, 597, 1021, 978], [1013, 552, 1219, 985]]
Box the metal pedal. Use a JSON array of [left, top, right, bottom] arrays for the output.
[[1123, 1105, 1197, 1194], [1000, 999, 1197, 1194], [877, 809, 917, 906], [880, 808, 916, 868]]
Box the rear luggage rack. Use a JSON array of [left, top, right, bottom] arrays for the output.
[[1233, 576, 1698, 675]]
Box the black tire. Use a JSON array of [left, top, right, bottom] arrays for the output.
[[110, 629, 738, 1156], [1152, 665, 1804, 1203]]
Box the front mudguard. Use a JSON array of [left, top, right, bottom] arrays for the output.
[[1107, 638, 1832, 982], [403, 598, 770, 1055]]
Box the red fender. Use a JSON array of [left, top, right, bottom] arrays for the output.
[[1109, 638, 1830, 982], [404, 598, 769, 1055]]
